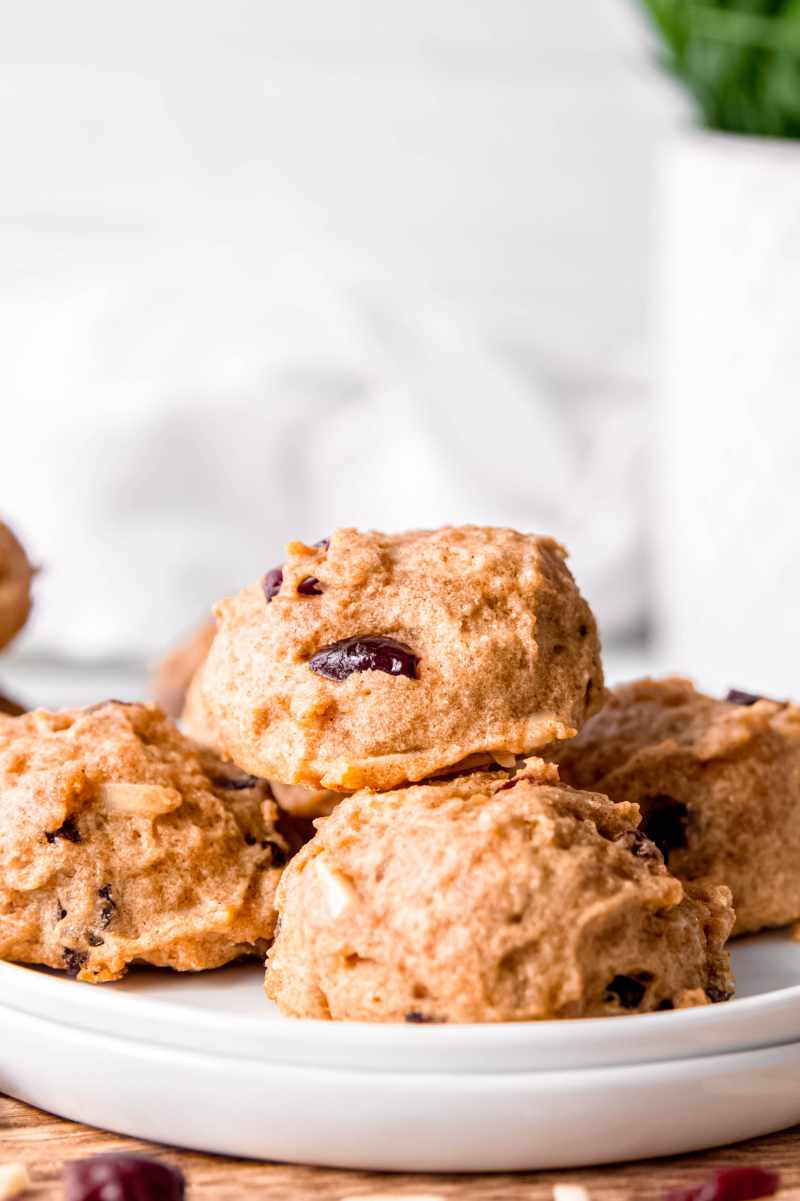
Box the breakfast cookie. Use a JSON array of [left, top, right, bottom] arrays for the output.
[[0, 521, 34, 651], [265, 761, 734, 1021], [153, 616, 216, 719], [0, 701, 287, 982], [194, 526, 604, 792], [553, 677, 800, 936]]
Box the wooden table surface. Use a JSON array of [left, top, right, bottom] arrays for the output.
[[4, 1094, 800, 1201]]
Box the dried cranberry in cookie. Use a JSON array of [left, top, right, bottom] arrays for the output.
[[553, 676, 800, 936], [193, 526, 604, 792], [265, 762, 734, 1022], [309, 634, 418, 681], [0, 702, 287, 982]]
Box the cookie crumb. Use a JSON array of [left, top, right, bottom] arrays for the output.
[[0, 1162, 31, 1199], [553, 1185, 591, 1201]]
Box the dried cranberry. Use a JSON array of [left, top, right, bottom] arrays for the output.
[[640, 795, 688, 864], [262, 566, 283, 603], [309, 635, 419, 682], [706, 985, 734, 1004], [615, 829, 663, 863], [86, 932, 104, 947], [62, 947, 88, 977], [665, 1167, 780, 1201], [314, 537, 330, 550], [603, 974, 650, 1009], [64, 1153, 185, 1201], [46, 818, 81, 844], [405, 1011, 440, 1023], [725, 689, 764, 707], [56, 900, 67, 921], [297, 576, 322, 596]]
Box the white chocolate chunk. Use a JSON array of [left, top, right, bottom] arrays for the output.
[[553, 1185, 591, 1201], [315, 854, 358, 918], [0, 1162, 31, 1199], [98, 783, 183, 816], [491, 750, 517, 769]]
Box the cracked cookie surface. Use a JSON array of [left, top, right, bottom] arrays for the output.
[[553, 677, 800, 936], [0, 702, 286, 982], [265, 761, 734, 1022], [191, 526, 604, 792]]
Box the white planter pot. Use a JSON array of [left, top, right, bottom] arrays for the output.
[[654, 130, 800, 697]]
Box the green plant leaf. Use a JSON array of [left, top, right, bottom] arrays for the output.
[[638, 0, 800, 137]]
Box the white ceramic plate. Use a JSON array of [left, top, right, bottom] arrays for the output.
[[2, 931, 800, 1171], [2, 931, 798, 1073]]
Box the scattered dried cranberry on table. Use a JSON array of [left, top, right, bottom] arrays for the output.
[[64, 1153, 185, 1201]]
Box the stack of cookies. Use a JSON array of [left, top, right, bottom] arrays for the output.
[[5, 521, 800, 1022], [175, 526, 735, 1021]]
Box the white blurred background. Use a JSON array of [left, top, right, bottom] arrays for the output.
[[2, 1, 798, 707]]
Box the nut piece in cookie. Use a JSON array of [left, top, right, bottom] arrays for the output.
[[0, 702, 287, 982], [0, 521, 34, 652], [265, 761, 734, 1022], [194, 526, 604, 793], [553, 676, 800, 936]]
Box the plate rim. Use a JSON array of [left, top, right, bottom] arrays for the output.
[[4, 931, 800, 1075]]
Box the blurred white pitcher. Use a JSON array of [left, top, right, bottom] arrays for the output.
[[654, 131, 800, 697]]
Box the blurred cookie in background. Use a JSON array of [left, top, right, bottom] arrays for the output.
[[0, 520, 34, 652], [0, 690, 25, 717], [153, 616, 216, 719]]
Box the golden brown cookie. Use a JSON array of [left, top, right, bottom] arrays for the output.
[[183, 668, 341, 819], [265, 761, 734, 1021], [0, 521, 34, 651], [553, 677, 800, 936], [0, 702, 287, 982], [153, 617, 217, 719], [194, 526, 604, 792]]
